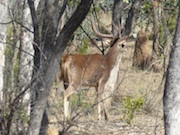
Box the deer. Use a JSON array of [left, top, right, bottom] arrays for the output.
[[60, 22, 128, 121]]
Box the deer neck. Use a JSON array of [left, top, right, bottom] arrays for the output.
[[105, 45, 120, 70]]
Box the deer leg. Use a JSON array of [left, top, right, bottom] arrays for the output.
[[102, 92, 112, 121], [97, 88, 101, 121], [103, 102, 109, 120], [97, 83, 105, 121], [64, 95, 70, 121], [99, 100, 110, 121], [98, 101, 105, 121], [96, 86, 102, 120], [64, 85, 76, 121], [98, 79, 111, 121], [98, 102, 101, 120]]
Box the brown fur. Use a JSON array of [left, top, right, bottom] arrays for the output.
[[60, 38, 126, 121], [132, 30, 152, 70]]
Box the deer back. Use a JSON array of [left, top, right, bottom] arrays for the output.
[[60, 53, 110, 87]]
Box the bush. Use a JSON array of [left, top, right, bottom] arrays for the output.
[[122, 96, 144, 124]]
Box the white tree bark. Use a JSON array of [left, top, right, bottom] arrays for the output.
[[0, 0, 8, 101], [20, 0, 40, 107], [163, 4, 180, 135]]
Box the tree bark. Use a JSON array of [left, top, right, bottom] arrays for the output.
[[27, 0, 92, 135], [0, 0, 7, 100], [163, 3, 180, 135], [152, 0, 160, 56], [112, 0, 124, 36], [123, 0, 141, 36]]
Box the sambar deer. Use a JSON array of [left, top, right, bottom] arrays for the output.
[[60, 23, 127, 121]]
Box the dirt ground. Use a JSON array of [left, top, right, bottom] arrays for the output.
[[48, 40, 165, 135]]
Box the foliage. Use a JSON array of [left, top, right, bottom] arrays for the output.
[[78, 38, 90, 54], [68, 0, 79, 5], [1, 0, 179, 134], [160, 1, 178, 39], [134, 0, 178, 55], [73, 15, 92, 55], [122, 96, 144, 124], [70, 91, 94, 114], [96, 0, 113, 11], [123, 0, 130, 4]]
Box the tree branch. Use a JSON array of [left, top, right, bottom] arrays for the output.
[[123, 0, 141, 36], [55, 0, 93, 54]]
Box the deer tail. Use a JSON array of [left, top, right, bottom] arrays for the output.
[[60, 55, 71, 82]]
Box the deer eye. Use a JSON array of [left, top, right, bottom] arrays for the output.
[[121, 44, 125, 48]]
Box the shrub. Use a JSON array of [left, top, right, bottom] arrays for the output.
[[122, 96, 144, 124]]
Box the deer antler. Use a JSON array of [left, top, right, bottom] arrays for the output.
[[112, 21, 122, 38], [91, 22, 115, 39]]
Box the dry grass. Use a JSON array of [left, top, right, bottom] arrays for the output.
[[48, 40, 165, 134]]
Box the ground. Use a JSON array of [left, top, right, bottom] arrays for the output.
[[47, 40, 165, 135]]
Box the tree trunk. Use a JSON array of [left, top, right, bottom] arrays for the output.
[[123, 0, 141, 36], [0, 0, 7, 101], [152, 0, 160, 56], [163, 3, 180, 135], [112, 0, 124, 36], [27, 0, 92, 135], [151, 0, 160, 72], [161, 3, 172, 71]]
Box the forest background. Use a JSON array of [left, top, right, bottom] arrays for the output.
[[0, 0, 179, 135]]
